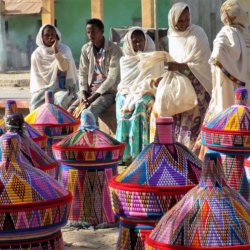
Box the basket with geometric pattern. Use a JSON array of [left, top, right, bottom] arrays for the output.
[[0, 132, 72, 249], [0, 100, 47, 149], [25, 91, 80, 158], [0, 113, 58, 179], [53, 110, 125, 226], [146, 153, 250, 249], [109, 117, 202, 249], [201, 88, 250, 201]]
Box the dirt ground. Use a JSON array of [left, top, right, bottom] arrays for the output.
[[63, 227, 119, 250]]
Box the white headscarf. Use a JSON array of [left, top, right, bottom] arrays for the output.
[[168, 2, 212, 95], [118, 27, 164, 111], [118, 27, 159, 95], [122, 27, 155, 56], [30, 24, 78, 94], [211, 0, 250, 85], [220, 0, 248, 28]]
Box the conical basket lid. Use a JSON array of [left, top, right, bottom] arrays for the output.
[[109, 118, 202, 218], [202, 88, 250, 151], [0, 132, 71, 205], [146, 153, 250, 249], [24, 91, 80, 136], [2, 114, 57, 171], [53, 110, 125, 162], [0, 100, 46, 146], [111, 117, 202, 189]]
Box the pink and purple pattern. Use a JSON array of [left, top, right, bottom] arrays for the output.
[[146, 153, 250, 249]]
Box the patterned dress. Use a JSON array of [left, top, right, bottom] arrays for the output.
[[174, 71, 211, 150], [116, 93, 154, 164]]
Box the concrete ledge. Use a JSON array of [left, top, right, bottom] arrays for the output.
[[98, 103, 117, 137], [0, 98, 30, 109]]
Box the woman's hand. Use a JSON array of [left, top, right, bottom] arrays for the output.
[[151, 77, 163, 87], [166, 62, 189, 71], [52, 38, 59, 54]]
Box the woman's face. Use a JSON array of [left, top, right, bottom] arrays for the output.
[[42, 27, 57, 47], [131, 32, 145, 52], [176, 8, 190, 32]]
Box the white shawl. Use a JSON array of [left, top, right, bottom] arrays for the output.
[[118, 27, 164, 111], [210, 0, 250, 85], [168, 2, 212, 95], [30, 24, 78, 94]]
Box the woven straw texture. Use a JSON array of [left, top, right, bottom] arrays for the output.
[[201, 106, 250, 150], [0, 131, 58, 178], [117, 216, 157, 250], [53, 111, 124, 226], [25, 101, 80, 158], [109, 117, 202, 250], [0, 100, 47, 149], [0, 133, 72, 248], [110, 143, 202, 218], [59, 164, 117, 226], [146, 153, 250, 249]]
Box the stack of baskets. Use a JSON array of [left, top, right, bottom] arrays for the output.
[[53, 110, 125, 226], [0, 133, 72, 249], [201, 88, 250, 201], [146, 153, 250, 249], [109, 117, 202, 249]]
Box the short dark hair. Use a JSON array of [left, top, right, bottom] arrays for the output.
[[86, 18, 104, 31]]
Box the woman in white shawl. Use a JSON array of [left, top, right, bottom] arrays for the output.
[[162, 2, 212, 150], [116, 27, 164, 164], [29, 24, 78, 111], [196, 0, 250, 158], [204, 0, 250, 120]]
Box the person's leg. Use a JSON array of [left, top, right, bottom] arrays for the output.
[[87, 93, 115, 125], [29, 89, 46, 112]]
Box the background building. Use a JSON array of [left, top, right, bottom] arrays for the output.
[[0, 0, 249, 71]]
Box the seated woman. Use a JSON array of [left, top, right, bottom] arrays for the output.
[[152, 2, 212, 150], [29, 24, 78, 111], [196, 0, 250, 159], [116, 27, 164, 164]]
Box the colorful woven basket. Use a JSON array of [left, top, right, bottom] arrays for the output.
[[201, 88, 250, 151], [0, 114, 58, 178], [0, 100, 47, 149], [0, 132, 72, 249], [25, 91, 80, 158], [53, 110, 125, 226], [109, 117, 202, 249], [244, 157, 250, 190], [202, 88, 250, 201], [146, 153, 250, 249]]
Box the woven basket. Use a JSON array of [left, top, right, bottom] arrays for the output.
[[0, 100, 47, 149], [2, 114, 58, 179], [201, 88, 250, 201], [0, 132, 72, 249], [202, 88, 250, 151], [109, 117, 202, 249], [146, 153, 250, 249], [53, 110, 125, 226], [25, 91, 80, 158]]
